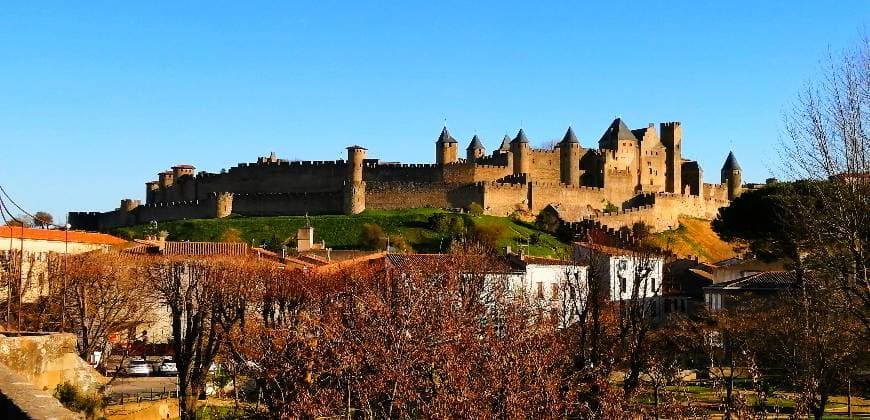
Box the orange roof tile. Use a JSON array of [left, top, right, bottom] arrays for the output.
[[0, 226, 127, 246]]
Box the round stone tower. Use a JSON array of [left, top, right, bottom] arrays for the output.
[[559, 126, 581, 186], [158, 171, 174, 188], [720, 151, 742, 200], [343, 146, 367, 214], [214, 192, 234, 218], [510, 129, 531, 175], [145, 181, 160, 204], [435, 126, 458, 165], [466, 135, 485, 161]]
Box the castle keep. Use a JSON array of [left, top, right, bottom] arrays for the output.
[[69, 118, 743, 232]]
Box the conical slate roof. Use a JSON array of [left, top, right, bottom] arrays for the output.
[[559, 126, 580, 145], [598, 118, 638, 148], [511, 129, 529, 144], [721, 151, 741, 171], [467, 134, 484, 150], [436, 126, 457, 144], [498, 135, 511, 151]]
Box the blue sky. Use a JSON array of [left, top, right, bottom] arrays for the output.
[[1, 1, 867, 221]]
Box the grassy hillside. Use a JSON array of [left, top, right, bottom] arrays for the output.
[[646, 216, 738, 263], [111, 208, 570, 257]]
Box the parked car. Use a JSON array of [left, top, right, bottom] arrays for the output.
[[126, 359, 152, 376], [158, 360, 178, 376]]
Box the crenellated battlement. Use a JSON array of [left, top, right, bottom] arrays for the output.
[[68, 211, 102, 217], [368, 162, 440, 169], [596, 204, 655, 217], [528, 181, 604, 192], [478, 181, 526, 190]]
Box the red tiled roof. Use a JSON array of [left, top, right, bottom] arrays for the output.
[[0, 227, 127, 246]]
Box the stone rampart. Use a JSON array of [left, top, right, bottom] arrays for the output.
[[703, 183, 729, 201], [366, 182, 482, 210], [480, 182, 528, 215], [364, 162, 443, 183], [191, 159, 348, 198], [528, 149, 561, 183], [583, 193, 727, 232], [232, 191, 343, 216]]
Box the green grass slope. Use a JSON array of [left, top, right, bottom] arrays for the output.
[[111, 208, 570, 257]]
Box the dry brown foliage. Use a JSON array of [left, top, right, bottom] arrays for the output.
[[232, 254, 577, 418]]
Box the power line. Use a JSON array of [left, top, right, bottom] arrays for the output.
[[0, 184, 60, 228]]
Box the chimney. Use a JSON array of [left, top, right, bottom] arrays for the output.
[[157, 230, 169, 253]]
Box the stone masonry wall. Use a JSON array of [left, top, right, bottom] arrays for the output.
[[528, 149, 561, 183], [231, 192, 344, 216], [0, 333, 106, 394], [193, 160, 348, 199], [366, 182, 482, 210]]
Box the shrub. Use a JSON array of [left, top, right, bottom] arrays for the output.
[[535, 209, 561, 233], [631, 221, 651, 239], [220, 227, 243, 243], [389, 234, 412, 253], [603, 201, 619, 213], [360, 223, 386, 250], [428, 213, 466, 238], [54, 382, 104, 419], [467, 202, 484, 217], [471, 223, 508, 249]]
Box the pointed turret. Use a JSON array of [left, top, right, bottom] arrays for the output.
[[436, 126, 457, 144], [511, 128, 530, 144], [498, 135, 511, 152], [466, 135, 486, 160], [559, 126, 580, 145], [720, 151, 742, 200], [466, 134, 484, 150], [721, 151, 741, 172], [435, 126, 458, 164], [560, 127, 581, 186], [510, 129, 531, 174]]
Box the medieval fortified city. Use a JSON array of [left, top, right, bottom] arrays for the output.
[[0, 3, 867, 419]]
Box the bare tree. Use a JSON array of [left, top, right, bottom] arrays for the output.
[[781, 36, 870, 331], [145, 257, 262, 420], [33, 211, 54, 228], [56, 252, 155, 363]]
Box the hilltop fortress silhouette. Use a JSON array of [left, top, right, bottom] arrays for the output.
[[69, 118, 743, 233]]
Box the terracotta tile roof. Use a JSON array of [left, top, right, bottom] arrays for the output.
[[310, 251, 388, 275], [0, 227, 127, 246]]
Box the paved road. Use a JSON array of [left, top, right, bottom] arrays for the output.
[[106, 376, 177, 396]]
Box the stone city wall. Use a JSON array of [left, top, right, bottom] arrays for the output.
[[231, 191, 344, 216], [528, 149, 561, 183], [366, 182, 482, 210]]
